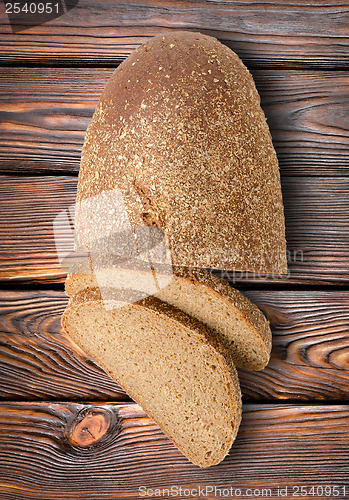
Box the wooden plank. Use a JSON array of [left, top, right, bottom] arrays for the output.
[[0, 0, 348, 68], [0, 290, 127, 401], [240, 290, 349, 401], [1, 67, 348, 176], [1, 289, 349, 401], [0, 402, 348, 500], [0, 176, 74, 283], [0, 176, 348, 284]]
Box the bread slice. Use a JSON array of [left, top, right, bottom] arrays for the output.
[[65, 265, 272, 370], [61, 288, 242, 467]]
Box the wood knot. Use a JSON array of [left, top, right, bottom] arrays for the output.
[[67, 407, 114, 448]]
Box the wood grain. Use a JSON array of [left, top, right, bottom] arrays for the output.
[[0, 175, 348, 284], [0, 0, 348, 68], [1, 2, 348, 495], [0, 289, 126, 401], [240, 290, 349, 401], [1, 289, 349, 402], [0, 402, 348, 500], [1, 68, 348, 176], [0, 67, 102, 174]]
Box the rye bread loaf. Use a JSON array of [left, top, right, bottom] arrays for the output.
[[75, 31, 287, 274], [65, 265, 272, 370], [61, 288, 242, 467]]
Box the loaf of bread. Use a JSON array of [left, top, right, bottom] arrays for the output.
[[65, 265, 272, 370], [61, 31, 287, 467], [75, 31, 287, 274], [62, 288, 242, 467]]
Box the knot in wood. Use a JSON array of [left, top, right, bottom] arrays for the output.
[[68, 407, 113, 448]]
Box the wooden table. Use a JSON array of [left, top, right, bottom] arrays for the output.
[[1, 1, 348, 499]]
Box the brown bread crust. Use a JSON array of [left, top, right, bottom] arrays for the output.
[[75, 31, 287, 274], [174, 266, 272, 353]]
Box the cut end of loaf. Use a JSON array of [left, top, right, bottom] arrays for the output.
[[62, 289, 242, 467]]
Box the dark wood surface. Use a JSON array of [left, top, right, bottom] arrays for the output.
[[1, 0, 348, 68], [1, 176, 348, 284], [0, 1, 348, 498], [1, 68, 348, 176], [1, 289, 349, 402], [1, 402, 348, 500]]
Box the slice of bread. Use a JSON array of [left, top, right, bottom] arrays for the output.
[[61, 288, 242, 467], [65, 265, 272, 370]]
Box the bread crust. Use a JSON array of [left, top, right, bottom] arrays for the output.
[[174, 266, 272, 353], [62, 287, 242, 467], [75, 31, 287, 274]]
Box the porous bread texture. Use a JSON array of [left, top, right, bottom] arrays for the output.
[[65, 265, 272, 370], [62, 288, 242, 467], [75, 31, 287, 274]]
